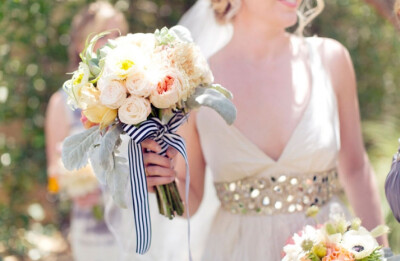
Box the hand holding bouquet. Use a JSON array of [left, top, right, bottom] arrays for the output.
[[61, 26, 236, 255]]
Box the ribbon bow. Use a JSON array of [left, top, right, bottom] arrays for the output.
[[122, 111, 191, 256]]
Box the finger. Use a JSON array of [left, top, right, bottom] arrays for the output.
[[147, 186, 155, 193], [146, 165, 175, 177], [166, 146, 178, 159], [141, 139, 161, 153], [147, 176, 175, 187], [143, 153, 172, 168]]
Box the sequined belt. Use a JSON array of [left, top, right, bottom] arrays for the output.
[[214, 168, 341, 215]]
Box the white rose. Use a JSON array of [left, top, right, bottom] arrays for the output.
[[126, 67, 158, 98], [118, 95, 151, 125], [99, 79, 127, 109], [150, 70, 189, 109]]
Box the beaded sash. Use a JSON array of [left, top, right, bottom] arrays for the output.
[[214, 168, 341, 215]]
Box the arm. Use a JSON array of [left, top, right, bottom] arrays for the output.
[[45, 92, 70, 179], [321, 38, 388, 245], [142, 112, 206, 216]]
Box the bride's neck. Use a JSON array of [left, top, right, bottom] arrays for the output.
[[230, 12, 291, 61]]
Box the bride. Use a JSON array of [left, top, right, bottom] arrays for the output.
[[142, 0, 388, 259]]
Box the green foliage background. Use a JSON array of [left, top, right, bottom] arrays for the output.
[[0, 0, 399, 259]]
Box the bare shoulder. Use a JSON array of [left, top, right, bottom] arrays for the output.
[[307, 37, 351, 65], [46, 91, 68, 119], [307, 37, 355, 93], [48, 91, 64, 110]]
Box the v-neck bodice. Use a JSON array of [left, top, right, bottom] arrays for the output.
[[196, 37, 341, 183]]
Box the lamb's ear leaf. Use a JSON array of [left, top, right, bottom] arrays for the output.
[[62, 126, 100, 170], [185, 87, 236, 125]]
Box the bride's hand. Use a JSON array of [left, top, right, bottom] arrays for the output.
[[142, 139, 178, 192]]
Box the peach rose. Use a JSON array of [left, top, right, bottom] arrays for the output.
[[150, 70, 189, 109], [118, 95, 151, 125]]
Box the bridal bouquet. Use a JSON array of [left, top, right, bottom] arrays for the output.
[[282, 209, 389, 261], [61, 26, 236, 254]]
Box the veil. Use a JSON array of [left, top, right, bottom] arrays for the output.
[[178, 0, 234, 59], [102, 2, 227, 260]]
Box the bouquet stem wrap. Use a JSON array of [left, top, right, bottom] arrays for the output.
[[123, 111, 191, 258]]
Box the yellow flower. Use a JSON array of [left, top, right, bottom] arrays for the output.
[[306, 206, 319, 218], [83, 105, 117, 129], [78, 83, 117, 129], [47, 176, 60, 194]]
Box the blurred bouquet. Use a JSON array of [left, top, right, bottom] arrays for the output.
[[60, 26, 236, 254], [57, 163, 103, 220], [282, 208, 389, 261]]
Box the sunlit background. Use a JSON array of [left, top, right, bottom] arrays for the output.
[[0, 0, 399, 260]]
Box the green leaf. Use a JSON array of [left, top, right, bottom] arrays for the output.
[[61, 126, 100, 170], [186, 87, 237, 125]]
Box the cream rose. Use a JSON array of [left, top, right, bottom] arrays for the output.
[[125, 67, 158, 98], [118, 95, 151, 125], [99, 80, 127, 109], [150, 70, 189, 109]]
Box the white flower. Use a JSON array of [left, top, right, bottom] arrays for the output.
[[103, 44, 145, 80], [59, 164, 99, 199], [72, 62, 90, 88], [99, 79, 127, 109], [282, 226, 324, 261], [150, 69, 189, 109], [116, 33, 156, 54], [118, 95, 151, 125], [340, 227, 379, 259], [125, 66, 158, 98], [64, 63, 91, 109]]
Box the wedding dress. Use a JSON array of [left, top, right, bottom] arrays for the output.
[[103, 133, 220, 261], [195, 38, 350, 261]]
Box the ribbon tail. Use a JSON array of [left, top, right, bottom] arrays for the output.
[[164, 135, 192, 261], [128, 139, 152, 254]]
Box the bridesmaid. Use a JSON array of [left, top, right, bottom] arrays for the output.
[[45, 2, 128, 261]]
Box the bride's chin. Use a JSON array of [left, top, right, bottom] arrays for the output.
[[280, 15, 298, 29]]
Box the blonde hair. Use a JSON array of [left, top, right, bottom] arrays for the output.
[[68, 1, 129, 68], [211, 0, 324, 35]]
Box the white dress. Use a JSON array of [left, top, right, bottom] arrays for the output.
[[103, 136, 220, 261], [196, 38, 350, 261]]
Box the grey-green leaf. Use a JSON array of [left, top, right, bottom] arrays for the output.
[[107, 155, 129, 208], [90, 145, 108, 185], [99, 125, 123, 170], [186, 87, 237, 125], [207, 84, 233, 99], [170, 25, 193, 43], [62, 126, 100, 171]]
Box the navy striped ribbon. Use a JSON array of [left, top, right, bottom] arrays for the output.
[[122, 111, 191, 259]]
